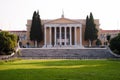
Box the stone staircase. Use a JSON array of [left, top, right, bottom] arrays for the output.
[[18, 48, 117, 59]]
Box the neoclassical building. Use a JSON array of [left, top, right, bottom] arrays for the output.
[[99, 29, 120, 45], [26, 15, 100, 48]]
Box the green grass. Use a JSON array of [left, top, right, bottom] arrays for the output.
[[0, 59, 120, 80]]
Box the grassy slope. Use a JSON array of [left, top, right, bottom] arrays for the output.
[[0, 59, 120, 80]]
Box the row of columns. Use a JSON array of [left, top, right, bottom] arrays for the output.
[[44, 26, 82, 47]]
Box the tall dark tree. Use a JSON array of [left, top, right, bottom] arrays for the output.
[[89, 12, 98, 46], [35, 11, 43, 47], [84, 12, 98, 47], [107, 34, 111, 43], [30, 11, 36, 44], [30, 11, 43, 47], [84, 15, 89, 41]]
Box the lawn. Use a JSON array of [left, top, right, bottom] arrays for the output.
[[0, 59, 120, 80]]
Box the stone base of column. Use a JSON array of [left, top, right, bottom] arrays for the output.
[[54, 45, 58, 47], [63, 45, 67, 47], [74, 45, 84, 48], [42, 45, 47, 48], [42, 44, 84, 49], [74, 45, 78, 47], [42, 45, 53, 48], [47, 45, 52, 48], [79, 45, 84, 48]]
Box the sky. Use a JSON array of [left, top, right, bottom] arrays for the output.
[[0, 0, 120, 30]]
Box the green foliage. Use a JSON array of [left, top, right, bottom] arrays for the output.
[[89, 13, 98, 41], [17, 36, 19, 42], [0, 31, 17, 55], [84, 15, 89, 41], [84, 12, 98, 46], [109, 33, 120, 54], [0, 59, 120, 80], [30, 10, 43, 47], [107, 34, 111, 42], [96, 39, 102, 46], [30, 11, 36, 41], [19, 42, 22, 48]]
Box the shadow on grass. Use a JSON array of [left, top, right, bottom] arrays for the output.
[[0, 66, 120, 80], [107, 58, 120, 62], [0, 59, 120, 80], [0, 68, 95, 80], [3, 59, 109, 66]]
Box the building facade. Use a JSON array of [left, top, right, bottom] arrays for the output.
[[9, 30, 27, 47], [99, 29, 120, 45], [1, 16, 119, 48], [26, 16, 100, 48]]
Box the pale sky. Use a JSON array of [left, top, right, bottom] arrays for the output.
[[0, 0, 120, 30]]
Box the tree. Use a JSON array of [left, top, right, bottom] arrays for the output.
[[19, 42, 22, 48], [106, 34, 111, 43], [96, 39, 102, 46], [30, 10, 43, 47], [36, 11, 43, 46], [17, 36, 19, 43], [30, 11, 36, 42], [84, 12, 98, 47], [0, 31, 17, 55], [84, 15, 89, 41], [109, 33, 120, 55]]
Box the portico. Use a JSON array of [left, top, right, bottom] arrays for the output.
[[43, 22, 83, 48]]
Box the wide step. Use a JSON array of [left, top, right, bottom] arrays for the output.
[[18, 48, 116, 59]]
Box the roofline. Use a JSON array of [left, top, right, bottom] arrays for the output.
[[44, 17, 81, 24], [6, 30, 27, 32]]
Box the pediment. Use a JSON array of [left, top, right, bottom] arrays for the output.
[[45, 17, 80, 24]]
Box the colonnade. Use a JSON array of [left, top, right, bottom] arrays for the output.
[[43, 24, 82, 48]]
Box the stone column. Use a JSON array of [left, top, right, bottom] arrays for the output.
[[49, 27, 52, 46], [65, 27, 67, 46], [80, 27, 82, 46], [69, 27, 72, 45], [74, 27, 77, 45], [59, 27, 62, 46], [54, 27, 56, 46], [44, 27, 46, 47]]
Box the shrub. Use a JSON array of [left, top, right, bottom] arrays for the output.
[[0, 31, 17, 55], [96, 39, 102, 46], [109, 33, 120, 55]]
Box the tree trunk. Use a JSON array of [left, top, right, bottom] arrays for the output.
[[33, 41, 35, 48], [35, 41, 37, 48], [91, 40, 93, 46], [37, 41, 39, 48], [89, 40, 92, 47]]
